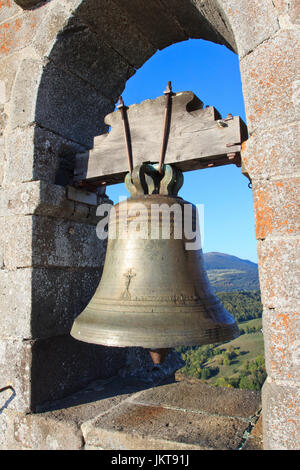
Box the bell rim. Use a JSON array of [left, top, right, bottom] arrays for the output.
[[71, 321, 240, 349]]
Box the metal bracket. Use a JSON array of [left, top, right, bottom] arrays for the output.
[[125, 163, 183, 197]]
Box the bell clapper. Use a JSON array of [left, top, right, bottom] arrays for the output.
[[148, 348, 170, 365]]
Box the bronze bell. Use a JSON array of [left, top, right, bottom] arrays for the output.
[[71, 163, 239, 358]]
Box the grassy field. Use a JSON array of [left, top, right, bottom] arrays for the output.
[[239, 318, 262, 330], [177, 317, 265, 389], [207, 269, 259, 292], [204, 329, 264, 385], [208, 269, 245, 279]]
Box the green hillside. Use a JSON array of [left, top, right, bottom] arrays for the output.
[[216, 291, 262, 323], [176, 291, 266, 391], [203, 252, 260, 292], [176, 328, 265, 391]]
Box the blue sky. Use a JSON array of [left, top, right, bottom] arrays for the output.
[[106, 39, 257, 263]]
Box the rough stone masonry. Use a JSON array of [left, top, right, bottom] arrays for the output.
[[0, 0, 299, 450]]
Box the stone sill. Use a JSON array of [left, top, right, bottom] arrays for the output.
[[1, 375, 263, 450]]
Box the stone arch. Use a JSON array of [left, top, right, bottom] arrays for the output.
[[1, 0, 299, 449]]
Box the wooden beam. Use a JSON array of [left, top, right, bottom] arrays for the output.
[[74, 91, 247, 186]]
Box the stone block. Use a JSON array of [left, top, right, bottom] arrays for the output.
[[170, 0, 236, 51], [0, 1, 20, 23], [253, 177, 300, 239], [0, 266, 102, 339], [10, 58, 44, 129], [272, 0, 300, 25], [0, 338, 32, 412], [0, 50, 25, 105], [0, 268, 32, 339], [30, 335, 127, 412], [31, 3, 73, 58], [112, 0, 187, 49], [241, 122, 300, 179], [43, 375, 134, 415], [36, 14, 135, 102], [0, 8, 46, 59], [0, 335, 127, 413], [1, 214, 106, 269], [31, 267, 102, 338], [32, 216, 106, 268], [0, 181, 67, 217], [0, 180, 100, 222], [217, 0, 279, 58], [0, 376, 141, 449], [82, 400, 251, 450], [81, 380, 261, 450], [74, 0, 156, 68], [0, 408, 84, 450], [10, 57, 113, 147], [0, 143, 4, 187], [0, 105, 7, 140], [131, 380, 261, 419], [240, 30, 300, 133], [257, 237, 300, 308], [0, 81, 5, 105], [0, 387, 16, 448], [0, 216, 32, 269], [263, 307, 300, 381], [4, 125, 85, 186], [1, 376, 264, 450], [35, 61, 113, 148], [262, 378, 300, 449]]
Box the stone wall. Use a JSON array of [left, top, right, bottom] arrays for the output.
[[0, 0, 129, 414], [0, 0, 299, 449]]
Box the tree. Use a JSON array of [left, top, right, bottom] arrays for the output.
[[222, 356, 231, 366], [201, 369, 211, 380], [239, 376, 256, 390]]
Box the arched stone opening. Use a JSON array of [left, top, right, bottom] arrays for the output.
[[1, 0, 299, 449]]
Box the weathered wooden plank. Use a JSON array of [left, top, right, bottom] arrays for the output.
[[75, 91, 247, 185]]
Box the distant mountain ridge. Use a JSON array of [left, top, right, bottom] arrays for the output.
[[203, 252, 260, 292]]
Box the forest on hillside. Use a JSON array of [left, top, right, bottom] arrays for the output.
[[176, 290, 266, 391], [216, 290, 262, 322]]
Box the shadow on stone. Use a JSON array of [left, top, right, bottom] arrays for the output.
[[35, 347, 183, 413]]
